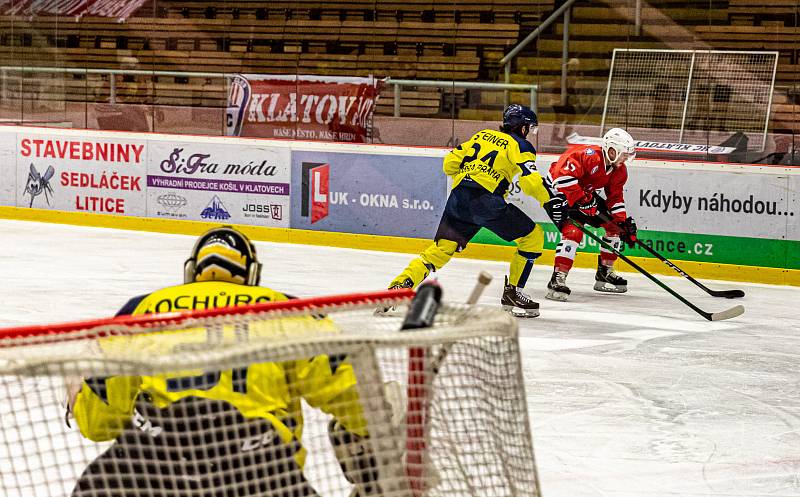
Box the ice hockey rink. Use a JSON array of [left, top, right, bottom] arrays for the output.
[[1, 218, 798, 497]]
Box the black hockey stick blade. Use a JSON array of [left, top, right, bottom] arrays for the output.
[[707, 304, 745, 322], [634, 240, 746, 299], [571, 221, 745, 322], [595, 211, 745, 299], [706, 288, 746, 299]]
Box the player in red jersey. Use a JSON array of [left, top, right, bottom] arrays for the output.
[[542, 128, 638, 301]]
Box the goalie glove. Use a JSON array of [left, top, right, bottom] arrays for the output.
[[618, 216, 638, 248], [329, 419, 381, 496], [543, 194, 569, 229], [63, 376, 84, 428]]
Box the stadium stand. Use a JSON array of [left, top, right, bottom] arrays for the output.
[[728, 0, 799, 25], [502, 0, 799, 134], [0, 0, 797, 134], [0, 12, 514, 115], [149, 0, 553, 24]]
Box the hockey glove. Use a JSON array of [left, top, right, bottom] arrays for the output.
[[543, 194, 569, 229], [329, 419, 381, 496], [575, 193, 598, 217], [569, 193, 603, 227], [619, 216, 638, 248]]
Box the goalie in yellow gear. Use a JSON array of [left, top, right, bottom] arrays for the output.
[[69, 226, 385, 497], [388, 105, 562, 318]]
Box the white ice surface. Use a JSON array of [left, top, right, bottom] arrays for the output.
[[1, 219, 798, 497]]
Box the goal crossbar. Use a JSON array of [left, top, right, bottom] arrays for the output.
[[0, 288, 416, 342]]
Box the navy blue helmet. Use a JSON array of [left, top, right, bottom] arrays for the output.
[[502, 104, 538, 130]]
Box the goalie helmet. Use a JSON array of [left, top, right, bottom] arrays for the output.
[[602, 128, 636, 166], [184, 226, 262, 286]]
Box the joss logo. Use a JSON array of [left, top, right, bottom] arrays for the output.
[[300, 162, 329, 224]]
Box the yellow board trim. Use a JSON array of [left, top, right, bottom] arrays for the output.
[[2, 206, 798, 286]]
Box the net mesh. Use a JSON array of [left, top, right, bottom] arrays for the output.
[[0, 292, 539, 497], [602, 49, 777, 151]]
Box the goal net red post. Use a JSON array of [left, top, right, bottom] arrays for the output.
[[601, 49, 778, 153], [0, 289, 541, 497]]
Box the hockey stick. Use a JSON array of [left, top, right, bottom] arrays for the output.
[[431, 271, 493, 374], [596, 212, 745, 299], [572, 220, 744, 321], [632, 240, 745, 299]]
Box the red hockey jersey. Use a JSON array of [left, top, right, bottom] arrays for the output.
[[546, 145, 629, 221]]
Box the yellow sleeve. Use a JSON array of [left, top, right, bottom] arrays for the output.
[[442, 140, 471, 176], [519, 174, 550, 204], [72, 375, 141, 442], [508, 143, 550, 204], [292, 355, 368, 437]]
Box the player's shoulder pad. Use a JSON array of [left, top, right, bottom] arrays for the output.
[[115, 293, 149, 317], [518, 159, 537, 176], [509, 133, 537, 155]]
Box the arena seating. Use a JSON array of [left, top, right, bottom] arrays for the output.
[[0, 0, 797, 132], [150, 0, 554, 24], [508, 1, 799, 133], [0, 14, 498, 114], [728, 0, 799, 25], [692, 24, 799, 133]]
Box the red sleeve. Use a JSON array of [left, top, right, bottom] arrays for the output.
[[604, 164, 628, 221], [550, 148, 589, 206]]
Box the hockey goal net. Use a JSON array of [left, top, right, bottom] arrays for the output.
[[0, 288, 540, 497]]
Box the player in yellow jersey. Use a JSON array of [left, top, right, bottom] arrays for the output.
[[69, 227, 380, 497], [388, 105, 565, 317]]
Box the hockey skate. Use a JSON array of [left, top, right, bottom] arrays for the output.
[[501, 276, 540, 318], [545, 271, 571, 302], [376, 278, 414, 316], [594, 264, 628, 293]]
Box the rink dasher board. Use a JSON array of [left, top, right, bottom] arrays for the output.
[[0, 126, 797, 282]]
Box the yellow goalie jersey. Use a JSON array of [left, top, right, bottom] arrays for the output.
[[443, 128, 549, 204], [71, 281, 367, 467]]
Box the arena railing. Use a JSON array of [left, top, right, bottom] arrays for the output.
[[0, 67, 537, 117], [499, 0, 580, 107], [384, 78, 538, 117], [0, 66, 227, 105]]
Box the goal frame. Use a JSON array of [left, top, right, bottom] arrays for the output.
[[0, 288, 541, 497], [0, 288, 415, 342], [601, 48, 779, 152]]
